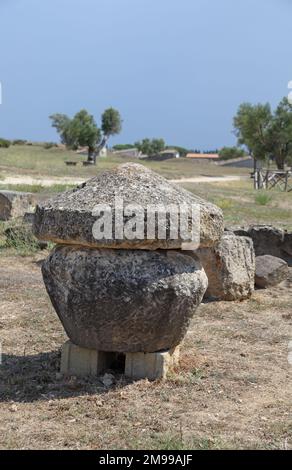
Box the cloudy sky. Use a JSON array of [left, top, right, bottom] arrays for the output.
[[0, 0, 291, 148]]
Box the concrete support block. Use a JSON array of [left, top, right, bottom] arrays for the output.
[[60, 341, 181, 380], [60, 341, 115, 377], [125, 347, 180, 381]]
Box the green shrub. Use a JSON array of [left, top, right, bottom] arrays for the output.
[[12, 139, 27, 145], [43, 142, 58, 149], [215, 198, 234, 210], [255, 192, 272, 206], [0, 138, 11, 148], [3, 221, 48, 255], [219, 146, 246, 160]]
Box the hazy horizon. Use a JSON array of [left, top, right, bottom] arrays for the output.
[[0, 0, 291, 149]]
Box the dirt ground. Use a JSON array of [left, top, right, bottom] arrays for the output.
[[1, 173, 244, 187], [0, 253, 291, 450]]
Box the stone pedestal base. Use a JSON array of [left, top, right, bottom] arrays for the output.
[[60, 341, 180, 380], [60, 341, 116, 377], [125, 348, 180, 380]]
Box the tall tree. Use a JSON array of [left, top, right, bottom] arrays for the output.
[[50, 107, 122, 164], [69, 110, 101, 162], [233, 98, 292, 170], [49, 113, 74, 147], [233, 103, 272, 170], [135, 138, 165, 156], [219, 146, 246, 160], [97, 108, 122, 155], [267, 98, 292, 170]]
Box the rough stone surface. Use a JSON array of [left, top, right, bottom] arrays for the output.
[[283, 232, 292, 257], [226, 225, 292, 266], [23, 212, 36, 224], [255, 255, 289, 288], [34, 163, 224, 250], [247, 226, 285, 258], [0, 191, 36, 221], [42, 246, 208, 352], [197, 233, 255, 301]]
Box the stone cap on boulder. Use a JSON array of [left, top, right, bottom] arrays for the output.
[[34, 163, 224, 250]]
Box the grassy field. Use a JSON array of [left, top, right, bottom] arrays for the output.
[[183, 180, 292, 230], [0, 144, 249, 179], [1, 143, 292, 230]]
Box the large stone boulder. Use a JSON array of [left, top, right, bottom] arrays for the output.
[[227, 225, 292, 266], [196, 233, 255, 301], [283, 232, 292, 258], [246, 226, 284, 258], [0, 191, 36, 221], [34, 163, 224, 250], [42, 246, 208, 353], [255, 255, 289, 288]]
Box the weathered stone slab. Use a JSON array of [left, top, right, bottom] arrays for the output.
[[227, 225, 292, 266], [34, 163, 224, 250], [42, 246, 208, 352], [255, 255, 289, 288], [197, 233, 255, 301], [125, 347, 180, 381], [283, 232, 292, 257], [0, 191, 36, 221], [247, 226, 284, 258]]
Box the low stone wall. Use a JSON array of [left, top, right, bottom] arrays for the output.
[[0, 191, 36, 221], [226, 225, 292, 266]]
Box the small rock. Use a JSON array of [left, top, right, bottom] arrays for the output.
[[255, 255, 289, 288], [0, 190, 36, 221], [9, 404, 18, 413], [101, 373, 115, 387]]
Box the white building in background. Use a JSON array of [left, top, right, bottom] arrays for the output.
[[160, 149, 180, 159], [76, 146, 108, 158]]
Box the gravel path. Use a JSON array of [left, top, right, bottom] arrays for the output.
[[1, 174, 244, 187]]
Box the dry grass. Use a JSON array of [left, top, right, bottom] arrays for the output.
[[0, 254, 291, 450], [1, 144, 292, 230], [0, 144, 249, 179], [183, 180, 292, 230]]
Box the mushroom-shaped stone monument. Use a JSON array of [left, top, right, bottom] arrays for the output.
[[34, 163, 224, 380]]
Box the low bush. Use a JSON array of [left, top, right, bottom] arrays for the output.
[[12, 139, 27, 145], [2, 220, 49, 256], [43, 142, 58, 149], [255, 192, 272, 206], [0, 138, 11, 148]]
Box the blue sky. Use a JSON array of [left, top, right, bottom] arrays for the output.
[[0, 0, 291, 149]]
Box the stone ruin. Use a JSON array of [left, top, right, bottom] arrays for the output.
[[226, 225, 291, 289], [227, 225, 292, 266], [32, 163, 291, 380], [0, 190, 36, 221], [33, 163, 225, 380], [197, 233, 255, 301]]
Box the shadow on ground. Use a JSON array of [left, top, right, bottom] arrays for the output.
[[0, 350, 129, 403]]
